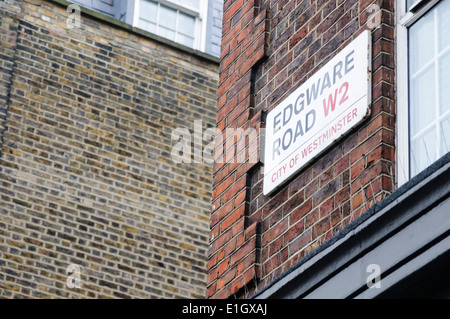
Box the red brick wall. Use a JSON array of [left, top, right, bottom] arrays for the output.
[[207, 0, 395, 299]]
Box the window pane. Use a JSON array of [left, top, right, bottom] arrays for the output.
[[440, 114, 450, 156], [140, 0, 158, 23], [437, 0, 450, 52], [138, 19, 156, 33], [408, 0, 450, 179], [410, 128, 437, 177], [159, 5, 177, 29], [406, 0, 417, 11], [409, 9, 434, 74], [177, 34, 195, 48], [137, 0, 200, 50], [410, 64, 436, 136], [183, 0, 200, 9], [439, 51, 450, 115], [178, 12, 195, 37], [158, 26, 176, 41]]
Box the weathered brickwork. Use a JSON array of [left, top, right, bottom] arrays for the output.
[[207, 0, 395, 298], [206, 0, 270, 299], [0, 0, 219, 298], [0, 0, 21, 157]]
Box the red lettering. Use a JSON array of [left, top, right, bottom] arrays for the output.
[[323, 88, 338, 117], [339, 82, 349, 106], [323, 82, 350, 117], [301, 147, 309, 158]]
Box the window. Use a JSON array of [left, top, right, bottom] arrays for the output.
[[133, 0, 207, 51], [397, 0, 450, 185]]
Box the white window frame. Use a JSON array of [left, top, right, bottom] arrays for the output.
[[131, 0, 208, 52], [396, 0, 446, 186]]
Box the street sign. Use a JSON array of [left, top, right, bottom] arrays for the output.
[[263, 31, 372, 195]]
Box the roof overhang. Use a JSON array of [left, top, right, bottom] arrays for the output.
[[253, 152, 450, 299]]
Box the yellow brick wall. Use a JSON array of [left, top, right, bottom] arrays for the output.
[[0, 0, 219, 298]]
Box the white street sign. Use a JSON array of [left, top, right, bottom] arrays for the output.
[[263, 31, 372, 195]]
